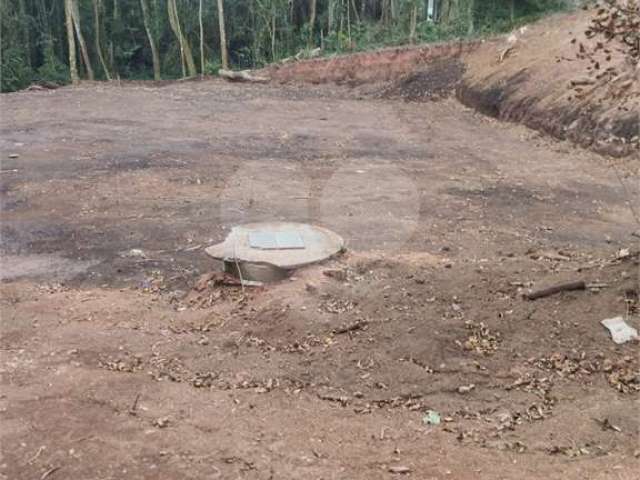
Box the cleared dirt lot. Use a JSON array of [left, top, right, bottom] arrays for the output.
[[1, 80, 639, 479]]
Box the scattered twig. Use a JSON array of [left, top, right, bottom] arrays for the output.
[[26, 445, 45, 465], [333, 321, 367, 335], [524, 280, 586, 300], [498, 45, 514, 63], [41, 466, 60, 480], [129, 393, 141, 415], [594, 417, 622, 432]]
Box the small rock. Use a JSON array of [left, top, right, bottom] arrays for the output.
[[8, 153, 19, 159], [305, 282, 317, 293], [323, 268, 347, 281], [123, 248, 146, 258], [457, 384, 475, 394], [153, 417, 170, 428]]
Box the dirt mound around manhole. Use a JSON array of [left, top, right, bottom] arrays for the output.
[[457, 12, 639, 158]]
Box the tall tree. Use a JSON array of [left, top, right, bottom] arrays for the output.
[[199, 0, 205, 76], [18, 0, 31, 68], [409, 0, 419, 44], [64, 0, 79, 84], [140, 0, 161, 80], [93, 0, 111, 80], [167, 0, 197, 77], [70, 0, 94, 80], [309, 0, 317, 46], [217, 0, 229, 69]]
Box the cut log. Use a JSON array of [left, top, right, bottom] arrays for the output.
[[524, 280, 586, 300], [218, 69, 269, 83]]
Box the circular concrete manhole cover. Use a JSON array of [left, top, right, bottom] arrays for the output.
[[205, 222, 344, 282]]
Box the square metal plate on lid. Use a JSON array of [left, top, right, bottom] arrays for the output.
[[248, 230, 306, 250]]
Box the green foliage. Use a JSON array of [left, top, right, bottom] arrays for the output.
[[204, 58, 222, 75], [36, 55, 69, 85], [1, 47, 33, 92]]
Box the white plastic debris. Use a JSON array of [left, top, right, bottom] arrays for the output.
[[121, 248, 146, 258], [601, 316, 638, 344], [616, 248, 630, 259]]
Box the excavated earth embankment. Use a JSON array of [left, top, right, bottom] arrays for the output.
[[262, 12, 638, 158]]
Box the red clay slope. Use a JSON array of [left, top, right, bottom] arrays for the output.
[[261, 40, 483, 85], [457, 11, 638, 158]]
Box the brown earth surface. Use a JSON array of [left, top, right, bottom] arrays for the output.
[[1, 68, 639, 479]]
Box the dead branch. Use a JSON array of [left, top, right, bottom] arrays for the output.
[[524, 280, 586, 300], [218, 69, 269, 83], [498, 45, 515, 63], [333, 321, 367, 334]]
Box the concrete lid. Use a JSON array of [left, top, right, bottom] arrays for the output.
[[205, 222, 344, 270]]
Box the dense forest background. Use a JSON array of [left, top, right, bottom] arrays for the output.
[[1, 0, 571, 92]]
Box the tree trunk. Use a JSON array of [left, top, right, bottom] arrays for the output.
[[38, 0, 55, 67], [409, 1, 418, 44], [309, 0, 317, 46], [328, 0, 334, 33], [347, 0, 351, 44], [167, 0, 197, 77], [427, 0, 435, 20], [217, 0, 229, 70], [350, 0, 360, 24], [382, 0, 389, 26], [93, 0, 111, 80], [18, 0, 31, 68], [140, 0, 161, 80], [64, 0, 79, 84], [467, 0, 474, 36], [167, 0, 185, 76], [271, 11, 277, 61], [110, 0, 118, 78], [70, 0, 94, 80], [199, 0, 205, 76]]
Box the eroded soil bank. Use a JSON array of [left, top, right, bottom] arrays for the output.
[[264, 12, 638, 158]]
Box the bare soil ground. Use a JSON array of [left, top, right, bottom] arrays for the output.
[[1, 77, 639, 480]]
